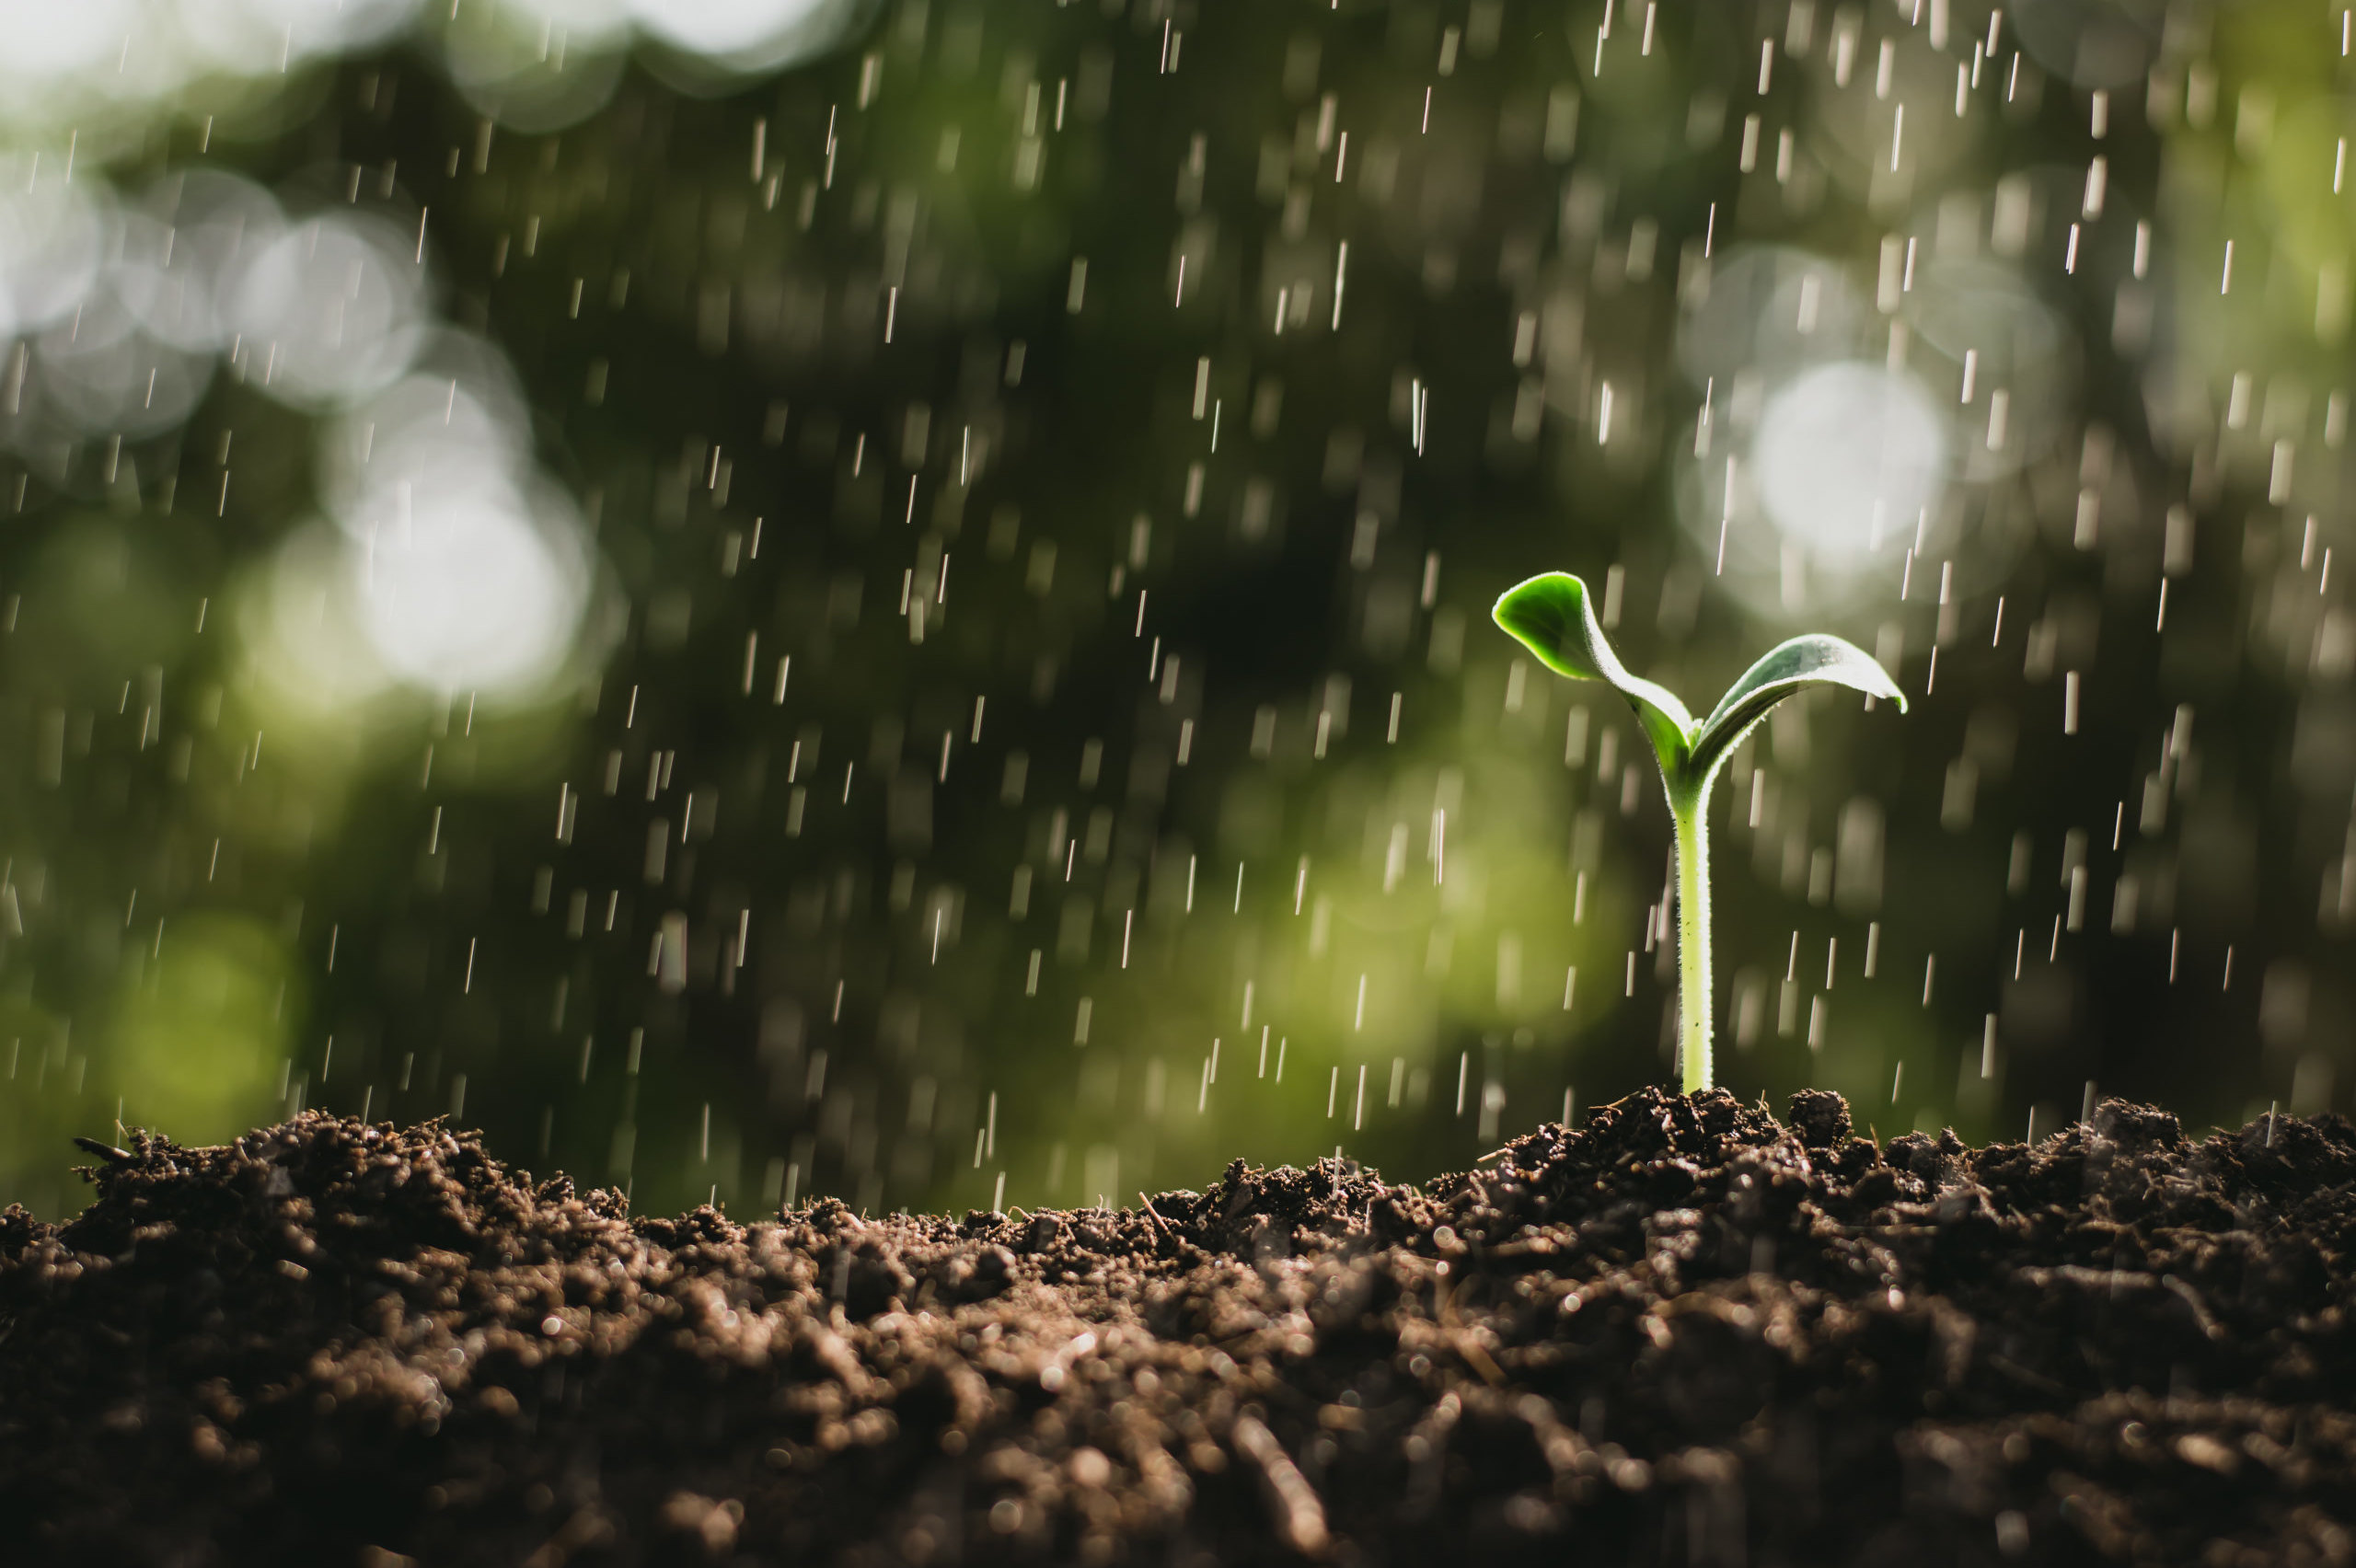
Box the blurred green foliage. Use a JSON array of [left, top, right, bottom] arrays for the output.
[[3, 0, 2353, 1219]]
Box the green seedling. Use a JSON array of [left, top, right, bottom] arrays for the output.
[[1493, 572, 1906, 1095]]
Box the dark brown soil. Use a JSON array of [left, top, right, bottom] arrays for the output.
[[4, 1090, 2354, 1567]]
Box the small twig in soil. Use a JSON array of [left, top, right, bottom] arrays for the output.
[[1231, 1414, 1329, 1558], [1454, 1333, 1507, 1389], [1138, 1193, 1171, 1238]]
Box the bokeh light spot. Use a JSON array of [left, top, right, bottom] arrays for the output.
[[1752, 362, 1946, 563]]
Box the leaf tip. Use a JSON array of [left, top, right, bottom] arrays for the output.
[[1491, 571, 1579, 626], [1490, 572, 1592, 673]]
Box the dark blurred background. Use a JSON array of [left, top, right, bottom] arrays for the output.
[[1, 0, 2350, 1218]]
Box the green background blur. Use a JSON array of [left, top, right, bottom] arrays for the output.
[[2, 0, 2352, 1219]]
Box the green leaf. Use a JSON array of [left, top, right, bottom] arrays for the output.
[[1688, 634, 1906, 785], [1492, 572, 1695, 774]]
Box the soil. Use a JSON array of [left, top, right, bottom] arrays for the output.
[[3, 1090, 2353, 1567]]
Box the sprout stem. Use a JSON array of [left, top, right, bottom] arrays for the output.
[[1670, 784, 1713, 1094]]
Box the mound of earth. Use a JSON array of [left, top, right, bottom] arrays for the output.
[[4, 1088, 2353, 1565]]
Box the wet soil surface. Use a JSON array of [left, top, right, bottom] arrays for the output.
[[4, 1090, 2354, 1567]]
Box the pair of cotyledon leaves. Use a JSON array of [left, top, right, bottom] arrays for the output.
[[1491, 573, 1906, 798]]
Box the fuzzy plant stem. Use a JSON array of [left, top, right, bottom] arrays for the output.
[[1669, 783, 1714, 1095]]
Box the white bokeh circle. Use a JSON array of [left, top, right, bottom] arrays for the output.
[[1751, 362, 1948, 564], [225, 213, 427, 409], [352, 481, 591, 696]]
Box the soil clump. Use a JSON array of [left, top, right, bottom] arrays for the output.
[[4, 1088, 2353, 1565]]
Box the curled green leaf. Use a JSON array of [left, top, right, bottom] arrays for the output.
[[1689, 634, 1907, 787], [1492, 572, 1695, 776]]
